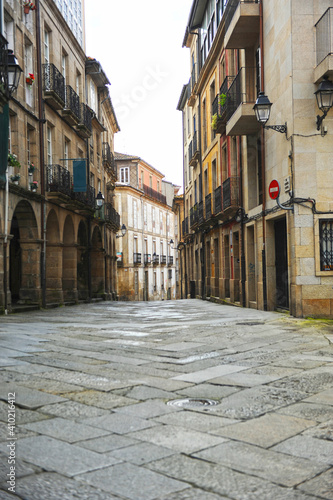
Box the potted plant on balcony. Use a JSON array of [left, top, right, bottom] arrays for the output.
[[219, 93, 227, 108], [8, 153, 21, 169], [26, 73, 35, 86], [28, 161, 35, 175], [10, 174, 21, 185], [23, 1, 36, 14], [211, 113, 218, 130], [30, 180, 38, 192]]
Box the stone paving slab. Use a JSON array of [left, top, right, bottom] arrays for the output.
[[12, 472, 123, 500], [212, 413, 316, 447], [107, 441, 176, 465], [0, 451, 41, 482], [77, 433, 139, 453], [82, 412, 159, 434], [176, 382, 239, 399], [0, 401, 50, 425], [147, 454, 318, 500], [172, 364, 248, 383], [272, 434, 333, 464], [0, 436, 120, 476], [114, 400, 181, 419], [297, 469, 333, 499], [39, 400, 110, 420], [22, 417, 111, 443], [277, 402, 333, 422], [0, 382, 68, 409], [154, 410, 238, 432], [193, 440, 328, 487], [304, 388, 333, 405], [62, 389, 138, 409], [76, 462, 188, 500]]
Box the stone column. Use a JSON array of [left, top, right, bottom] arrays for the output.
[[19, 239, 42, 304]]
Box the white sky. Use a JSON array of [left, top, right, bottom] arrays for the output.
[[84, 0, 193, 191]]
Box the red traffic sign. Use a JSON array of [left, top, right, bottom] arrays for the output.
[[268, 179, 280, 200]]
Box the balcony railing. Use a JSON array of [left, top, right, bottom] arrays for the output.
[[76, 103, 93, 138], [223, 176, 239, 210], [105, 203, 120, 227], [214, 186, 222, 215], [0, 35, 9, 104], [168, 256, 174, 266], [134, 253, 142, 265], [190, 204, 198, 227], [102, 143, 116, 175], [143, 184, 166, 205], [160, 255, 167, 265], [43, 63, 65, 108], [225, 67, 256, 121], [182, 216, 189, 236], [71, 185, 95, 209], [316, 8, 333, 66], [189, 130, 200, 165], [205, 193, 212, 219], [152, 254, 159, 265], [198, 200, 204, 224], [224, 0, 259, 33], [46, 164, 71, 196], [63, 85, 80, 124], [144, 254, 151, 265]]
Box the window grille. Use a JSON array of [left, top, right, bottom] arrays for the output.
[[320, 220, 333, 270]]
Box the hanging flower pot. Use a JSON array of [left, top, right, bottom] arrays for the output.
[[30, 181, 38, 192], [23, 1, 36, 13], [24, 5, 30, 13], [28, 162, 35, 175], [26, 73, 35, 86]]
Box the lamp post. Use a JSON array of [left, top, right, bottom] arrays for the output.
[[253, 92, 287, 135], [314, 75, 333, 131], [116, 224, 127, 238], [96, 191, 105, 210]]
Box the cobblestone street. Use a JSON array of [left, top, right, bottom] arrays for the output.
[[0, 300, 332, 499]]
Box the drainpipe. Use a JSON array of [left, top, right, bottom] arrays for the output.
[[86, 139, 92, 302], [181, 109, 188, 299], [260, 0, 267, 310], [35, 0, 46, 308], [3, 166, 8, 314], [239, 140, 246, 308]]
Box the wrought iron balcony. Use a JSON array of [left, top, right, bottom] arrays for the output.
[[144, 254, 151, 265], [212, 76, 235, 134], [143, 184, 166, 205], [198, 200, 204, 224], [43, 63, 65, 110], [188, 130, 200, 166], [134, 253, 142, 265], [0, 35, 9, 110], [188, 63, 198, 107], [182, 216, 189, 236], [315, 8, 333, 82], [102, 143, 116, 176], [71, 184, 95, 209], [205, 193, 212, 219], [224, 0, 260, 49], [168, 256, 174, 266], [160, 255, 167, 265], [223, 176, 239, 210], [152, 254, 159, 265], [46, 164, 71, 197], [190, 204, 198, 227], [214, 186, 222, 215], [105, 203, 120, 228], [62, 85, 80, 125], [76, 103, 93, 139]]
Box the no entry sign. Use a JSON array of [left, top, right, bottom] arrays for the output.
[[268, 179, 280, 200]]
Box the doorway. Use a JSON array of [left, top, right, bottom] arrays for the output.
[[274, 218, 289, 309]]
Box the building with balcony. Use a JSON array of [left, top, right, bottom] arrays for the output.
[[179, 0, 333, 318], [115, 153, 179, 301], [0, 0, 121, 311]]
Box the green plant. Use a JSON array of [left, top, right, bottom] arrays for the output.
[[211, 113, 218, 130], [8, 153, 21, 168], [10, 174, 20, 182], [28, 161, 35, 174], [219, 93, 227, 108]]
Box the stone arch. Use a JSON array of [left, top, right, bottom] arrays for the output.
[[77, 219, 89, 300], [63, 215, 77, 302], [9, 200, 40, 304], [46, 209, 63, 304], [91, 225, 105, 297]]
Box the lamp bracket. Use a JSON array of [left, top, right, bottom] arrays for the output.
[[264, 123, 287, 135], [316, 112, 327, 131]]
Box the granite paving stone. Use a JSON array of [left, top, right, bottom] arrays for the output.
[[0, 383, 68, 409], [13, 472, 123, 500], [82, 412, 159, 434], [154, 410, 238, 432], [113, 400, 181, 419], [123, 385, 180, 400], [0, 451, 42, 483], [212, 413, 316, 447], [172, 364, 248, 383], [128, 424, 227, 454], [158, 489, 230, 500], [0, 422, 37, 442], [76, 433, 139, 453], [297, 469, 333, 499], [303, 388, 333, 405], [76, 462, 188, 500], [38, 400, 110, 419], [0, 436, 121, 476], [303, 419, 333, 440], [277, 402, 333, 422], [193, 440, 328, 487], [272, 434, 333, 464], [176, 382, 238, 399], [61, 389, 138, 409], [0, 401, 50, 425], [107, 441, 176, 465], [21, 417, 111, 443]]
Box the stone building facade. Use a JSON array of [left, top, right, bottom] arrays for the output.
[[0, 0, 120, 312], [115, 153, 179, 301], [178, 0, 333, 318]]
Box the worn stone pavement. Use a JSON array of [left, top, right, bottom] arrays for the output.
[[0, 299, 332, 500]]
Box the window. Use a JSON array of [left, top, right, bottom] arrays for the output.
[[62, 53, 67, 82], [47, 126, 52, 165], [25, 44, 34, 107], [120, 167, 129, 184], [149, 175, 153, 188], [90, 80, 96, 112], [76, 72, 81, 96], [44, 30, 50, 64], [320, 220, 333, 271], [202, 99, 207, 151], [141, 170, 144, 189], [4, 14, 14, 50], [133, 200, 138, 229], [144, 204, 147, 229], [64, 138, 69, 169]]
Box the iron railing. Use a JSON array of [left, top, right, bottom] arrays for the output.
[[214, 186, 222, 214], [46, 164, 71, 196], [320, 220, 333, 270], [105, 203, 120, 226], [224, 0, 259, 33], [168, 256, 174, 266], [316, 8, 333, 66], [144, 254, 151, 265], [198, 200, 204, 223], [71, 184, 95, 208], [42, 63, 65, 103], [188, 130, 199, 163], [0, 35, 8, 100], [64, 85, 80, 120], [223, 176, 239, 209], [160, 255, 167, 265], [134, 253, 142, 264], [79, 103, 92, 131], [182, 216, 189, 236], [143, 184, 166, 205], [152, 254, 159, 264], [205, 193, 212, 219], [102, 142, 116, 175], [226, 67, 256, 120]]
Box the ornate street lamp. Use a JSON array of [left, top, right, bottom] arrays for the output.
[[314, 75, 333, 131], [95, 190, 105, 209], [116, 224, 127, 238], [7, 49, 22, 96], [253, 91, 287, 135]]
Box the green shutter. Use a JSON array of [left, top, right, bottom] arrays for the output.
[[73, 159, 86, 192]]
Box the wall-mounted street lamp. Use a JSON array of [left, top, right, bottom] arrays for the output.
[[116, 224, 127, 238], [314, 75, 333, 131], [7, 49, 23, 96], [95, 191, 105, 209], [253, 92, 287, 135]]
